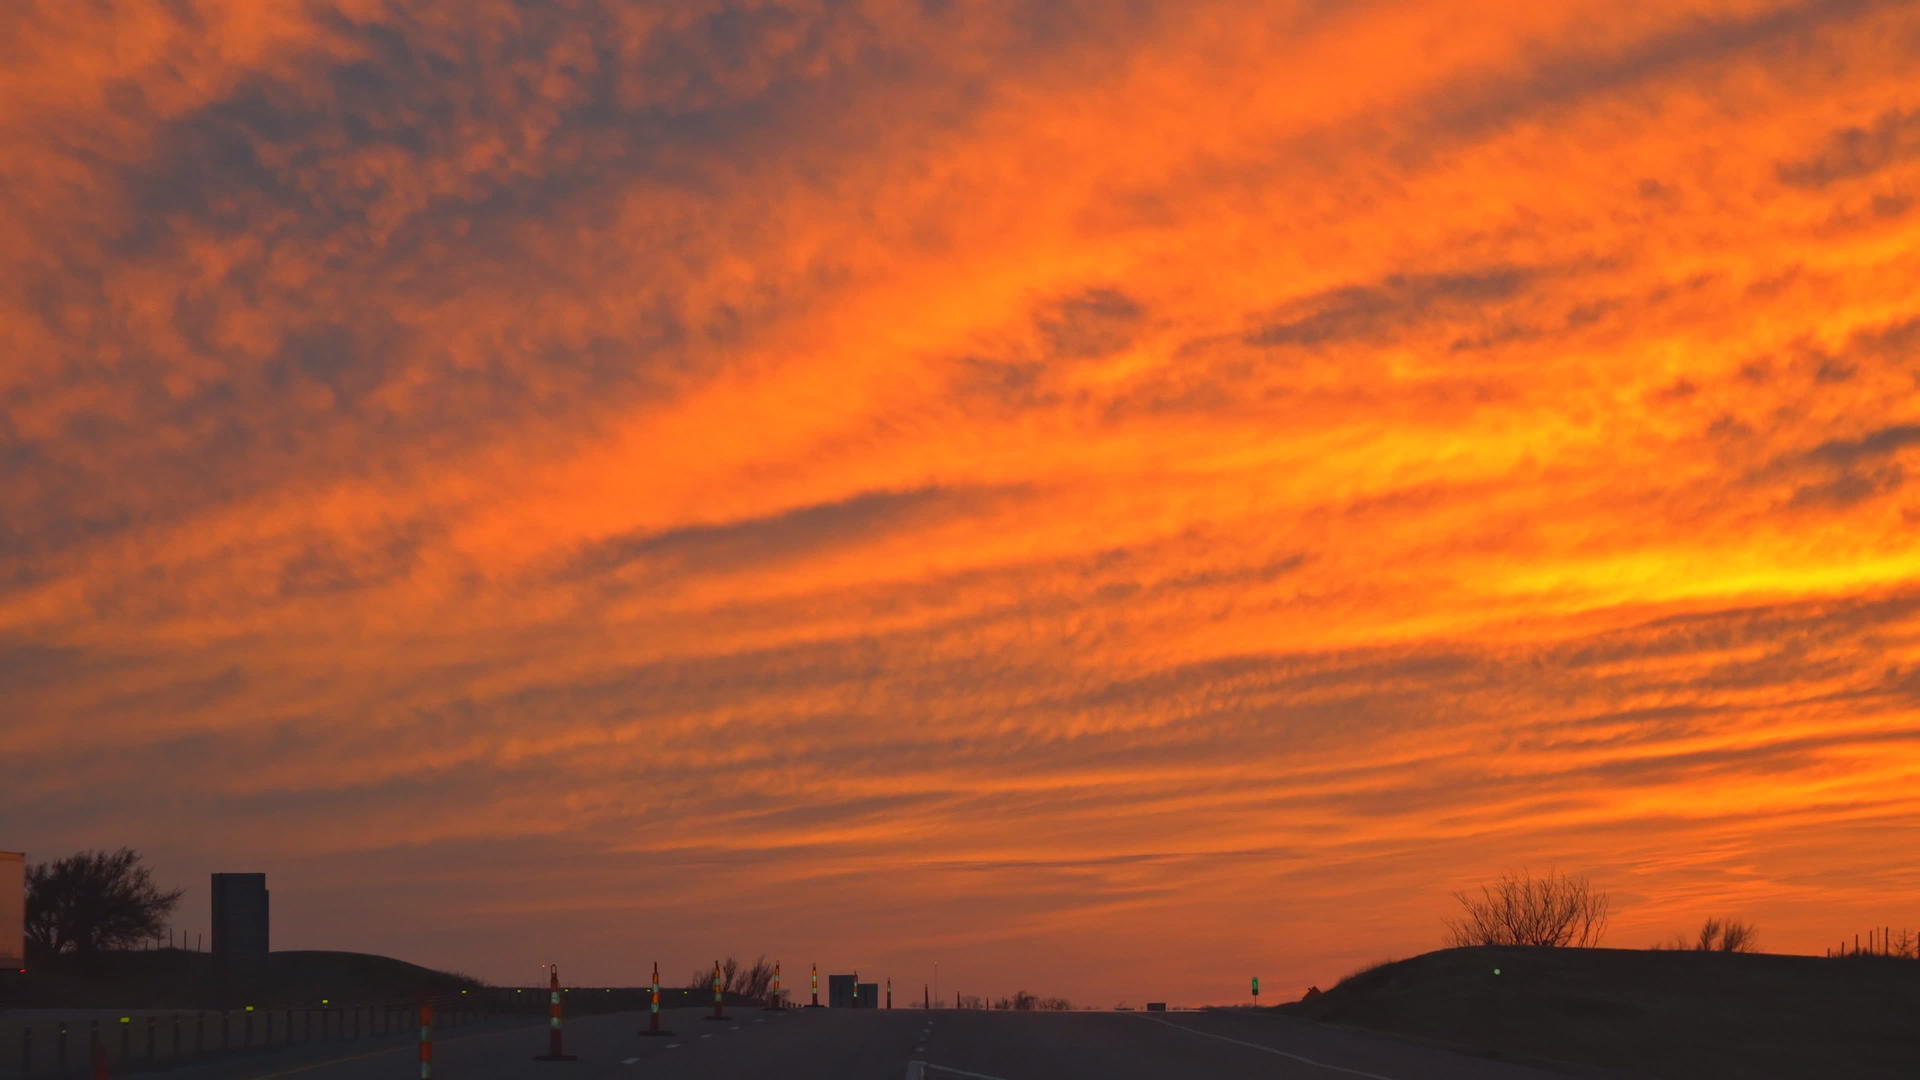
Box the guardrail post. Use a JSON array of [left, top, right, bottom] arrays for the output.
[[419, 998, 433, 1080]]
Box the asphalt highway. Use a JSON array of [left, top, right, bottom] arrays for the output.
[[145, 1005, 1578, 1079]]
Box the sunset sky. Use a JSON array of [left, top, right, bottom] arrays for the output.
[[4, 0, 1919, 1006]]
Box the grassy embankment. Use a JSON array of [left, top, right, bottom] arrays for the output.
[[1275, 945, 1920, 1079], [4, 949, 481, 1010]]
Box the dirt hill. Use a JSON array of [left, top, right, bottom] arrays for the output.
[[3, 948, 481, 1010], [1276, 945, 1920, 1079]]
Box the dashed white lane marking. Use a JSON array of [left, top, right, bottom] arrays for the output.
[[755, 1018, 766, 1023], [665, 1043, 680, 1049], [730, 1025, 740, 1030], [1128, 1015, 1399, 1080], [700, 1033, 713, 1039], [621, 1057, 639, 1064]]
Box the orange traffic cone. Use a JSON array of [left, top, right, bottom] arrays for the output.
[[640, 961, 674, 1037], [532, 965, 579, 1062]]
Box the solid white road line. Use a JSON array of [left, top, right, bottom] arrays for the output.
[[1129, 1015, 1400, 1080], [918, 1065, 1012, 1080]]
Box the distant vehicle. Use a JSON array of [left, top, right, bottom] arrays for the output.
[[1115, 1005, 1134, 1011], [1145, 1002, 1167, 1012]]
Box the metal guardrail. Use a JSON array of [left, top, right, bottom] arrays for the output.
[[1, 996, 487, 1077]]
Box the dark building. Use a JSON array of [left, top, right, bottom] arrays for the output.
[[828, 973, 855, 1008], [857, 982, 879, 1008], [211, 873, 269, 959]]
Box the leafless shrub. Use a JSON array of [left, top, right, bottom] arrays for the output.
[[1674, 918, 1757, 952], [1694, 917, 1723, 952], [1445, 869, 1609, 948], [1649, 917, 1758, 952], [1716, 919, 1758, 953]]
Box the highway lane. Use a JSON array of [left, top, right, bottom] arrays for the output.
[[904, 1009, 1576, 1080], [138, 1005, 1580, 1079]]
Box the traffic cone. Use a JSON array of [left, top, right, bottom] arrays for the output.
[[533, 965, 579, 1061], [704, 960, 728, 1021], [640, 961, 673, 1036]]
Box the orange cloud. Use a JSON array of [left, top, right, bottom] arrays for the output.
[[5, 0, 1920, 1004]]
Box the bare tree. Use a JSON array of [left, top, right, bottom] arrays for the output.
[[1689, 917, 1756, 952], [737, 956, 775, 1002], [1694, 917, 1723, 951], [688, 955, 779, 1003], [25, 849, 183, 957], [1445, 869, 1609, 948]]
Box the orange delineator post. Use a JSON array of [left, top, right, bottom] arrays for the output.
[[768, 961, 782, 1010], [704, 960, 728, 1021], [808, 963, 821, 1007], [532, 965, 578, 1061], [91, 1039, 108, 1080], [640, 961, 673, 1036], [418, 1000, 433, 1080]]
